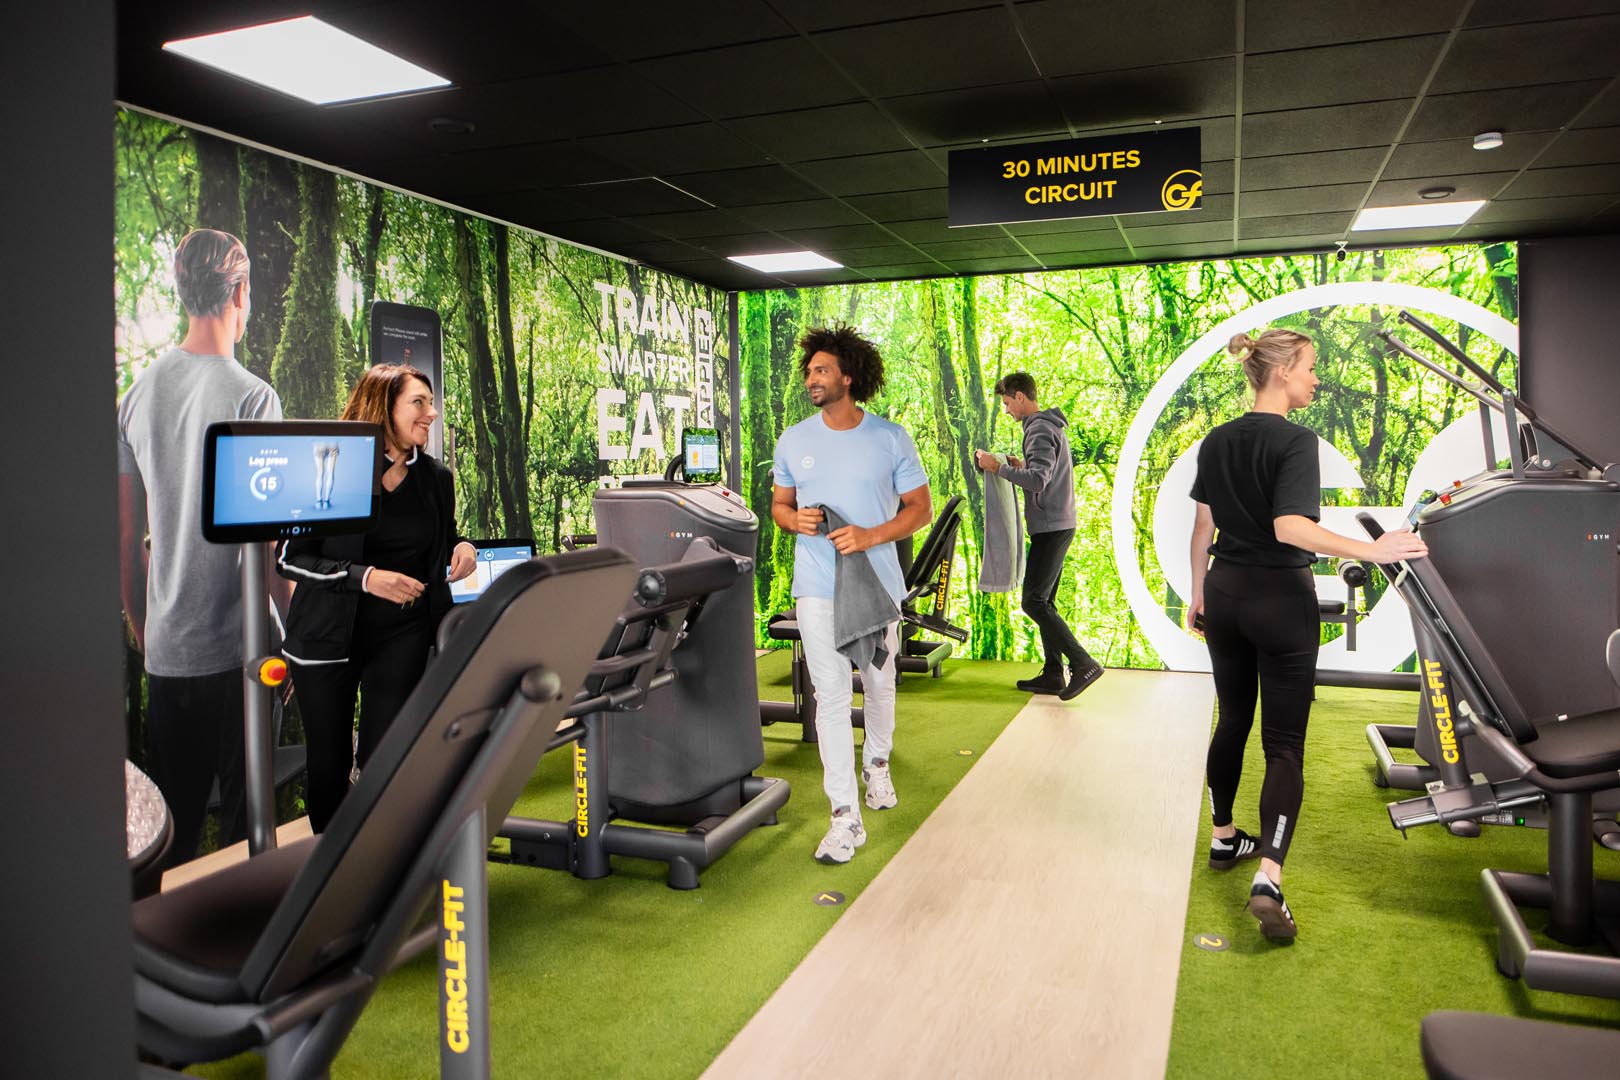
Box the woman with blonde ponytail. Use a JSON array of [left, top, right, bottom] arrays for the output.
[[1186, 328, 1427, 942]]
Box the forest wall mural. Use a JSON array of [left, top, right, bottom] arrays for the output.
[[739, 244, 1518, 670]]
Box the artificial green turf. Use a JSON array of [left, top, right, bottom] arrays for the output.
[[194, 652, 1031, 1079], [1166, 685, 1620, 1080]]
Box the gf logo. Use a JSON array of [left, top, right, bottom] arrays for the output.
[[1161, 169, 1203, 211]]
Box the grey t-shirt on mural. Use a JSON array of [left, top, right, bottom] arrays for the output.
[[117, 347, 282, 677]]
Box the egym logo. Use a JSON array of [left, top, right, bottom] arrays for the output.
[[1161, 170, 1203, 211], [1111, 282, 1521, 672]]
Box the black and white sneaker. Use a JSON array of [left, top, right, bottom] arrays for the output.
[[1248, 874, 1297, 942], [1208, 828, 1261, 871]]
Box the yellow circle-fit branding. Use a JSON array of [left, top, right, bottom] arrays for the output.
[[1161, 169, 1203, 210]]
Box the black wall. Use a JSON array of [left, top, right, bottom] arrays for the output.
[[0, 3, 134, 1077], [1520, 235, 1620, 468]]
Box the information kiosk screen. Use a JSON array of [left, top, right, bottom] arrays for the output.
[[683, 427, 722, 485], [450, 540, 536, 605], [203, 420, 384, 543]]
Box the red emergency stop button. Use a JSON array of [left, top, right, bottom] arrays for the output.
[[258, 658, 288, 686]]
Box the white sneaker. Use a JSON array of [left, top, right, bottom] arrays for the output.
[[814, 812, 867, 864], [863, 762, 897, 810]]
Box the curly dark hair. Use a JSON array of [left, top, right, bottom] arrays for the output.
[[797, 325, 886, 403]]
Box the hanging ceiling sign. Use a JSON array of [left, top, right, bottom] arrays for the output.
[[948, 127, 1202, 227]]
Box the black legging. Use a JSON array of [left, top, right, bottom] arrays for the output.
[[145, 668, 247, 868], [1203, 558, 1319, 866], [1022, 528, 1094, 673], [290, 615, 434, 833]]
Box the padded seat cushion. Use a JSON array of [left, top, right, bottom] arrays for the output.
[[133, 837, 315, 1003], [1318, 600, 1346, 615], [1421, 1010, 1620, 1079], [767, 609, 801, 642], [1524, 708, 1620, 779]]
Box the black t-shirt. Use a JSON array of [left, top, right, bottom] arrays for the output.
[[1190, 412, 1320, 568], [357, 460, 436, 629]]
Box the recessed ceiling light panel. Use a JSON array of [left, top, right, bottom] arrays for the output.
[[163, 16, 450, 105], [1351, 200, 1487, 231], [727, 252, 843, 273]]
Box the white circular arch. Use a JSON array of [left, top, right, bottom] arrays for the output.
[[1109, 281, 1519, 670]]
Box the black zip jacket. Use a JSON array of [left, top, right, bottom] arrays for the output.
[[276, 451, 467, 663]]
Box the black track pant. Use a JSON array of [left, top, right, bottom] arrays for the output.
[[291, 617, 433, 833], [1203, 559, 1319, 866], [146, 669, 247, 869], [1022, 528, 1095, 674]]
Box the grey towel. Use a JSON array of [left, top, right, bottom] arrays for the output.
[[813, 504, 901, 669], [979, 453, 1026, 592]]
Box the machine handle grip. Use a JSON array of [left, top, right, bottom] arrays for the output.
[[1355, 511, 1385, 540]]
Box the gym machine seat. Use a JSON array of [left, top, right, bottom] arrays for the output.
[[132, 549, 635, 1079], [760, 495, 968, 739], [1363, 512, 1620, 999], [1421, 1010, 1620, 1080]]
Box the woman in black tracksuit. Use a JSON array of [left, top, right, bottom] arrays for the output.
[[1187, 329, 1426, 941], [277, 364, 477, 832]]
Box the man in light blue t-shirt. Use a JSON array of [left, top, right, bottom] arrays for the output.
[[772, 325, 931, 865]]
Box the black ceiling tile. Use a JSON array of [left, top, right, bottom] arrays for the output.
[[1018, 0, 1237, 76], [1404, 82, 1607, 142], [1467, 0, 1620, 27], [547, 218, 667, 250], [1199, 160, 1237, 196], [1240, 182, 1368, 218], [1016, 228, 1130, 254], [825, 244, 936, 267], [349, 69, 707, 151], [218, 110, 426, 167], [1234, 234, 1344, 255], [843, 188, 950, 220], [1574, 84, 1620, 128], [458, 189, 601, 227], [1432, 17, 1620, 94], [117, 47, 299, 125], [1040, 246, 1133, 269], [1499, 163, 1620, 199], [778, 0, 998, 33], [620, 208, 759, 239], [887, 219, 1002, 244], [912, 237, 1028, 260], [1145, 192, 1236, 222], [794, 150, 948, 196], [610, 239, 718, 263], [637, 38, 863, 118], [728, 103, 917, 161], [341, 0, 614, 84], [545, 2, 795, 60], [881, 82, 1068, 146], [812, 8, 1039, 98], [1046, 59, 1236, 130], [704, 232, 830, 256], [1003, 214, 1123, 237], [779, 223, 905, 248], [1469, 193, 1619, 221], [1240, 147, 1388, 191], [560, 177, 716, 216], [846, 262, 957, 280], [1245, 37, 1444, 114], [1383, 135, 1556, 179], [1369, 172, 1519, 203], [1131, 240, 1248, 261], [735, 199, 872, 230], [1119, 220, 1237, 245], [1059, 117, 1237, 161], [1238, 212, 1355, 239], [373, 142, 632, 196], [662, 165, 825, 206], [943, 255, 1046, 274], [580, 123, 772, 174], [1536, 127, 1620, 167], [1246, 0, 1468, 52], [1242, 100, 1411, 156]]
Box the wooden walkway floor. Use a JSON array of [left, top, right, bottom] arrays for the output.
[[704, 668, 1214, 1080]]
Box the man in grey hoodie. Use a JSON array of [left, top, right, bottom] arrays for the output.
[[975, 373, 1103, 701]]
